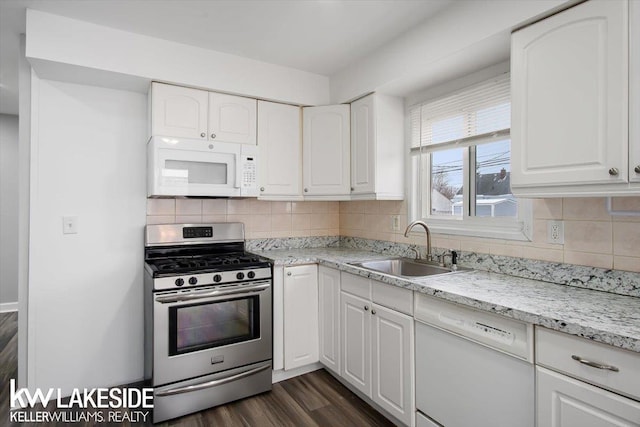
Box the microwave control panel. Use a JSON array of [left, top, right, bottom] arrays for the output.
[[240, 145, 258, 196], [242, 157, 256, 187]]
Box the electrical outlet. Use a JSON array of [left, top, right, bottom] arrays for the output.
[[391, 215, 400, 231], [547, 220, 564, 244]]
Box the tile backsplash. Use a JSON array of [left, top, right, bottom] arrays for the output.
[[338, 198, 640, 274], [146, 199, 339, 239], [147, 197, 640, 273]]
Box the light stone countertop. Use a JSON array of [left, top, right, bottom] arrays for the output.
[[253, 247, 640, 353]]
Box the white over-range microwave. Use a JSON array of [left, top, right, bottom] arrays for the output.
[[147, 136, 258, 197]]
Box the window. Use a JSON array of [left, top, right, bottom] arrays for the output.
[[409, 73, 531, 240]]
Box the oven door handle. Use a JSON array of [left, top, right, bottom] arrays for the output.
[[155, 282, 270, 304], [155, 362, 271, 397]]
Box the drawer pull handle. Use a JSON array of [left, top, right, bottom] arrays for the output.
[[571, 355, 619, 372]]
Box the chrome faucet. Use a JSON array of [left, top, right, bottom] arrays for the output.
[[404, 220, 434, 262]]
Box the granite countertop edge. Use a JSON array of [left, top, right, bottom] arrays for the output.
[[253, 247, 640, 354]]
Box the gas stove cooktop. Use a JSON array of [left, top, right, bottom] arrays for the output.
[[144, 223, 272, 290], [146, 252, 270, 278]]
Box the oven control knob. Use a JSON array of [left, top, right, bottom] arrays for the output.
[[213, 274, 222, 283], [175, 278, 184, 287], [236, 272, 245, 280], [247, 271, 256, 279], [188, 277, 198, 285]]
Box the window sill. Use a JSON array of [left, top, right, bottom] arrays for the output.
[[417, 217, 531, 241]]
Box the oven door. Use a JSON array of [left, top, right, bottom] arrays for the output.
[[152, 280, 272, 386], [148, 137, 241, 197]]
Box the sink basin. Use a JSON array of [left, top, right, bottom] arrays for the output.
[[349, 258, 465, 278]]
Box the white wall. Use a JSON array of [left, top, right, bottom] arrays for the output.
[[25, 9, 330, 106], [329, 0, 567, 102], [18, 36, 32, 387], [28, 77, 147, 393], [0, 113, 19, 310]]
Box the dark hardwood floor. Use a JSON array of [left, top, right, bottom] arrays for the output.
[[0, 312, 394, 426]]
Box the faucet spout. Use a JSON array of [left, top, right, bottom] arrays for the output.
[[404, 220, 433, 262]]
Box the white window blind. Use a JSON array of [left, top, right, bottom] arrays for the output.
[[411, 73, 511, 149]]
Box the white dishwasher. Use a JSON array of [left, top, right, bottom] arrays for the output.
[[414, 293, 535, 427]]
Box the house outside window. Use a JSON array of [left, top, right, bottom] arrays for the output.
[[408, 73, 532, 241]]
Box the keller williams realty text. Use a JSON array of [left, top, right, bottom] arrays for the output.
[[9, 379, 153, 423], [11, 410, 150, 423]]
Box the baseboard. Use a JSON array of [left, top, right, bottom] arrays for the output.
[[272, 362, 323, 384], [0, 302, 18, 313]]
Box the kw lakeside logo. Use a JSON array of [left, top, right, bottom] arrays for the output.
[[9, 379, 154, 423]]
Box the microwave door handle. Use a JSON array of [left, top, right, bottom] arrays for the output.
[[234, 156, 241, 189]]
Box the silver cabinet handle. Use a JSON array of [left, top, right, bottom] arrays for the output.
[[608, 167, 619, 176], [200, 132, 206, 138], [364, 305, 369, 311], [350, 187, 354, 191], [286, 272, 292, 276], [571, 355, 619, 372], [260, 187, 265, 192], [635, 165, 640, 174], [211, 133, 216, 139], [304, 188, 308, 193], [156, 362, 271, 397], [371, 309, 376, 315]]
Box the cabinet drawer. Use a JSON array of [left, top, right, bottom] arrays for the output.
[[341, 272, 370, 299], [536, 327, 640, 400], [371, 280, 413, 316]]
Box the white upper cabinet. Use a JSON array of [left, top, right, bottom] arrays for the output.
[[151, 83, 208, 139], [630, 0, 640, 183], [151, 83, 257, 144], [350, 94, 404, 200], [257, 101, 302, 199], [511, 0, 638, 196], [208, 92, 257, 145], [302, 105, 351, 199]]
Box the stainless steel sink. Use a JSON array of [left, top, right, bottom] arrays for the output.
[[349, 258, 465, 278]]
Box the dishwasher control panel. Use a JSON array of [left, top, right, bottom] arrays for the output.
[[414, 294, 533, 362]]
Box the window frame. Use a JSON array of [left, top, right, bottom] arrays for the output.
[[406, 73, 532, 242]]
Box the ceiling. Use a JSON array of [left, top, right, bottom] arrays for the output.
[[0, 0, 453, 115]]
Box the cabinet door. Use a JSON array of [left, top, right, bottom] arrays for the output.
[[371, 304, 414, 426], [511, 0, 628, 188], [630, 0, 640, 183], [302, 105, 350, 196], [351, 94, 376, 194], [257, 101, 302, 198], [341, 291, 371, 396], [537, 366, 640, 427], [151, 83, 208, 139], [208, 92, 257, 144], [283, 265, 319, 370], [318, 266, 341, 374]]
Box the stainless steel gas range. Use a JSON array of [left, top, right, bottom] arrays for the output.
[[144, 223, 272, 423]]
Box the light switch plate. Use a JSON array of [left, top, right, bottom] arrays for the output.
[[547, 220, 564, 244], [63, 216, 78, 234]]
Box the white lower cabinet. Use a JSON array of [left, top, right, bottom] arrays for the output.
[[318, 266, 341, 374], [283, 264, 319, 370], [537, 367, 640, 427], [371, 303, 413, 425], [535, 327, 640, 427], [341, 291, 371, 396], [340, 272, 414, 426]]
